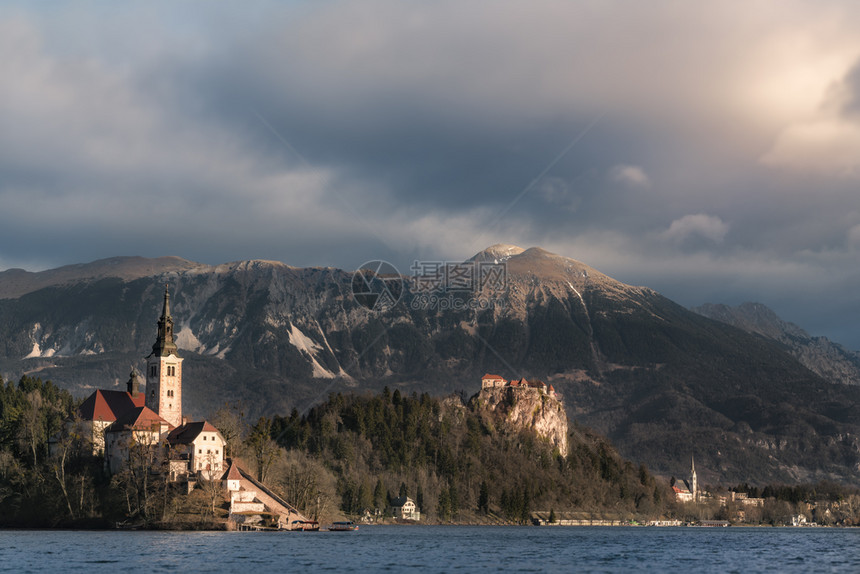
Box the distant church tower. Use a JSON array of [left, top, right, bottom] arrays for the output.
[[146, 285, 183, 427], [691, 455, 698, 502]]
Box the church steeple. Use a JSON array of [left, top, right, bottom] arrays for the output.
[[150, 284, 178, 358], [145, 283, 183, 427], [691, 455, 698, 502]]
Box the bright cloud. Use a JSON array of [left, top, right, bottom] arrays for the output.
[[610, 165, 651, 188], [662, 214, 730, 245]]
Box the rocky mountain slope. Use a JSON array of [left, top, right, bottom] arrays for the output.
[[1, 246, 859, 486], [693, 302, 860, 386]]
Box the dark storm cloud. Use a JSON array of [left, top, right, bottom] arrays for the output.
[[2, 1, 860, 346]]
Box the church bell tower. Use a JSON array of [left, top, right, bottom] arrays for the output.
[[691, 455, 698, 502], [146, 284, 183, 427]]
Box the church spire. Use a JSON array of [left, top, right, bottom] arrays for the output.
[[691, 454, 698, 502], [150, 284, 178, 357]]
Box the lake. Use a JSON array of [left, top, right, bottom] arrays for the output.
[[1, 525, 858, 573]]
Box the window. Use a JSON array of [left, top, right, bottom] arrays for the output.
[[199, 449, 202, 454], [150, 366, 156, 377]]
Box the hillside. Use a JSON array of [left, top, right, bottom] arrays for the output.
[[1, 248, 859, 486], [693, 302, 860, 386]]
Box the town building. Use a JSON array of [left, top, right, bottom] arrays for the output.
[[390, 496, 420, 521]]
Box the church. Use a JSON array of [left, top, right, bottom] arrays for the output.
[[77, 285, 227, 481], [74, 285, 309, 528]]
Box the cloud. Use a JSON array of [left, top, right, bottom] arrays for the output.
[[661, 214, 730, 245], [761, 120, 860, 176], [760, 56, 860, 176], [2, 1, 860, 348], [610, 165, 651, 188]]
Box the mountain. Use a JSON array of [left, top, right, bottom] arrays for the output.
[[692, 302, 860, 386], [1, 247, 859, 486]]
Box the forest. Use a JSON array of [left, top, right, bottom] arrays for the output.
[[1, 374, 859, 527]]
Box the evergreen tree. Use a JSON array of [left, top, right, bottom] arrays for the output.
[[416, 484, 424, 512], [478, 480, 489, 513], [519, 486, 531, 524], [437, 488, 451, 522], [449, 483, 459, 518], [373, 478, 386, 510]]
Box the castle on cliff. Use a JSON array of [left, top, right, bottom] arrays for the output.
[[480, 373, 558, 399]]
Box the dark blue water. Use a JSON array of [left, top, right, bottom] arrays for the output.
[[1, 526, 858, 573]]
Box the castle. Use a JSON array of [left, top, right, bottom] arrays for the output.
[[74, 285, 306, 527], [480, 373, 558, 399]]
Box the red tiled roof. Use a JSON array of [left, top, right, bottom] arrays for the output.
[[77, 389, 145, 422], [481, 373, 505, 380], [167, 421, 223, 445], [106, 406, 172, 433]]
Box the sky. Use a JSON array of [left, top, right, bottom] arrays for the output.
[[2, 1, 860, 347]]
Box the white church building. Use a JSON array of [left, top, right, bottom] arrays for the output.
[[80, 285, 226, 480]]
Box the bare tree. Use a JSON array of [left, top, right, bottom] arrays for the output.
[[110, 431, 165, 526], [16, 391, 45, 467], [211, 403, 247, 458], [246, 417, 279, 483]]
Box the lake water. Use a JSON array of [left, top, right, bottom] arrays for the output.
[[1, 525, 858, 573]]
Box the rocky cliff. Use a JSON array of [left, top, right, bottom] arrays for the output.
[[473, 387, 568, 456]]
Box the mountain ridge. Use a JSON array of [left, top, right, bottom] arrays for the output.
[[1, 247, 859, 486], [693, 302, 860, 386]]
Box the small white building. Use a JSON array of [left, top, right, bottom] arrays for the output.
[[391, 496, 420, 521], [167, 421, 227, 480]]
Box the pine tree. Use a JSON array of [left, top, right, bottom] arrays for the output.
[[373, 478, 386, 510], [478, 480, 489, 513], [437, 488, 451, 522], [416, 484, 424, 512]]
